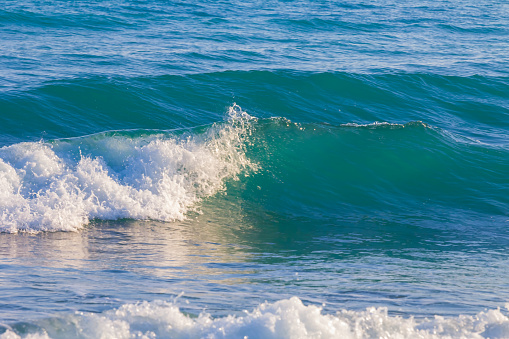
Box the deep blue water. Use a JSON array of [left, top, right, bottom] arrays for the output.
[[0, 1, 508, 338]]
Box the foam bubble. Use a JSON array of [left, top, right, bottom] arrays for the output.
[[2, 297, 508, 339], [0, 105, 255, 233]]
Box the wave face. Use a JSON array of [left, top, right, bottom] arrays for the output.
[[0, 106, 254, 233], [2, 298, 509, 339], [244, 118, 508, 222]]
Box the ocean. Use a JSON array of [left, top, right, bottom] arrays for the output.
[[0, 0, 508, 338]]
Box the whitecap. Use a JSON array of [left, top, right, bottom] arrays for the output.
[[0, 105, 255, 233], [2, 297, 509, 339]]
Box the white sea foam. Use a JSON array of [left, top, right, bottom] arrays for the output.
[[1, 297, 509, 339], [341, 121, 428, 129], [0, 105, 255, 233]]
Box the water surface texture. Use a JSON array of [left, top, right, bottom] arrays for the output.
[[1, 1, 509, 338]]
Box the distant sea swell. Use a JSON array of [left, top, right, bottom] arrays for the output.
[[1, 71, 507, 145]]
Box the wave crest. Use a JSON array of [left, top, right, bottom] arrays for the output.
[[0, 105, 255, 233]]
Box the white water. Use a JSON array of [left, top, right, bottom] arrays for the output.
[[0, 106, 254, 233], [1, 297, 508, 339]]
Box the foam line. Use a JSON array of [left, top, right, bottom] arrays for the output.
[[2, 297, 509, 339]]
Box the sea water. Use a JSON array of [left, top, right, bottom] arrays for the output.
[[0, 1, 508, 338]]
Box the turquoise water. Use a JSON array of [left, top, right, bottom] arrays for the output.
[[1, 1, 508, 338]]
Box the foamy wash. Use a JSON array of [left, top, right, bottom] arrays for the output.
[[1, 0, 508, 338]]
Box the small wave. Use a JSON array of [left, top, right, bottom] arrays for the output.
[[0, 105, 255, 233], [2, 297, 509, 339]]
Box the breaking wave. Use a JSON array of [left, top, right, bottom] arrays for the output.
[[2, 297, 509, 339], [1, 103, 507, 233], [0, 105, 254, 233]]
